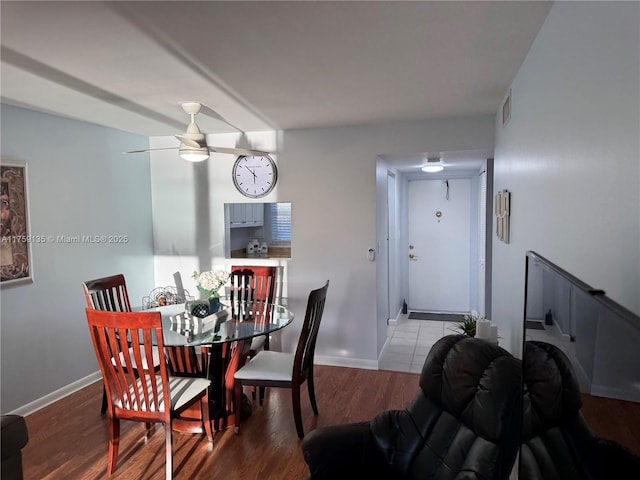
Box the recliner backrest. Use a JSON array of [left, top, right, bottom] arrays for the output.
[[371, 335, 522, 480], [520, 341, 598, 480]]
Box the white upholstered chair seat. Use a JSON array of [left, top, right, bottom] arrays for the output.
[[112, 346, 161, 369], [114, 375, 211, 412], [234, 350, 294, 382]]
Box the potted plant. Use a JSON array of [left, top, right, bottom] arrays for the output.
[[451, 313, 481, 337]]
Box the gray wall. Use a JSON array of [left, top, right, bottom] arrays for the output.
[[150, 116, 495, 367], [0, 104, 155, 413], [492, 2, 640, 355]]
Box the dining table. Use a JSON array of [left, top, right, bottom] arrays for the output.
[[148, 299, 294, 432]]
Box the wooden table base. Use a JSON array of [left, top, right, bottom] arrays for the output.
[[172, 339, 250, 434]]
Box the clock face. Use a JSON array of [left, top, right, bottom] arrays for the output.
[[232, 155, 278, 198]]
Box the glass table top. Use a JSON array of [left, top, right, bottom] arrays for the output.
[[148, 301, 294, 347]]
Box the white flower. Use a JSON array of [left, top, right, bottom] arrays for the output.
[[192, 269, 230, 298]]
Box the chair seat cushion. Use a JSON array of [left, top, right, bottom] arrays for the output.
[[234, 350, 294, 382], [169, 376, 211, 411], [112, 346, 161, 369], [114, 375, 210, 412]]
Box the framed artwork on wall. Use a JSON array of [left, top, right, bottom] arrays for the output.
[[1, 163, 33, 285], [495, 189, 511, 244], [502, 88, 512, 126]]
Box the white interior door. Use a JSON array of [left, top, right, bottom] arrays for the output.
[[408, 178, 471, 312]]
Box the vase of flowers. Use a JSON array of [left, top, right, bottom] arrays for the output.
[[192, 269, 230, 313]]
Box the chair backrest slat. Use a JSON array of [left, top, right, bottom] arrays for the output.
[[230, 268, 255, 304], [294, 281, 329, 383], [166, 346, 205, 377]]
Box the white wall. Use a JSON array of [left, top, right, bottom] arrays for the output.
[[152, 116, 494, 366], [492, 2, 640, 355], [0, 104, 155, 413]]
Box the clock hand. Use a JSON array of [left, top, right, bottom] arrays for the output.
[[245, 165, 258, 183], [243, 165, 257, 178]]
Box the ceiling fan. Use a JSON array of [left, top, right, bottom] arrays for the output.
[[123, 102, 269, 161]]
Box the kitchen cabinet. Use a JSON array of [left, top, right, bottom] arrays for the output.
[[229, 203, 264, 228]]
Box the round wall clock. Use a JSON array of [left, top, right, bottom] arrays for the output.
[[232, 155, 278, 198]]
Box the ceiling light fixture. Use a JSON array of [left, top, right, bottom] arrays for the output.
[[178, 102, 209, 161], [179, 146, 209, 162], [421, 156, 444, 173]]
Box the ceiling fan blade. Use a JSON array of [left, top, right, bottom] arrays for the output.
[[122, 147, 179, 154], [175, 135, 206, 148], [208, 146, 270, 156]]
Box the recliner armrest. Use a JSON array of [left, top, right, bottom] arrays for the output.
[[301, 421, 398, 479], [1, 415, 29, 480], [587, 437, 640, 478]]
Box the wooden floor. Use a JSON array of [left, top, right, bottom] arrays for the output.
[[21, 365, 640, 480], [580, 393, 640, 456], [21, 366, 419, 480]]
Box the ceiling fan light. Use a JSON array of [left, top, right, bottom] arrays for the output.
[[422, 165, 444, 173], [179, 147, 209, 162]]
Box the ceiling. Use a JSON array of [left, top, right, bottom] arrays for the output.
[[0, 1, 551, 172]]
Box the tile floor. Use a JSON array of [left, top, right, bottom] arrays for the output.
[[378, 312, 463, 373]]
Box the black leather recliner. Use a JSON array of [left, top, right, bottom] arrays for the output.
[[302, 335, 522, 480], [1, 414, 29, 480], [520, 341, 640, 480]]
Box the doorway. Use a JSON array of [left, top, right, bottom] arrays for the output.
[[407, 178, 471, 313], [376, 154, 492, 369]]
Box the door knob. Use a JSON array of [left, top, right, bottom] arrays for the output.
[[409, 253, 418, 261]]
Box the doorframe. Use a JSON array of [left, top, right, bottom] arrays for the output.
[[387, 172, 399, 322], [389, 160, 493, 319]]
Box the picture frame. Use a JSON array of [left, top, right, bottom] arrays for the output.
[[1, 163, 33, 285], [502, 88, 512, 127], [495, 189, 511, 244]]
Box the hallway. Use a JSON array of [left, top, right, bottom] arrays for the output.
[[378, 313, 463, 373]]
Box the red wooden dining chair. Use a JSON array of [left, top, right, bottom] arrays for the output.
[[234, 280, 329, 439], [230, 266, 278, 401], [83, 274, 161, 414], [85, 309, 213, 479], [83, 274, 206, 415], [230, 266, 277, 349]]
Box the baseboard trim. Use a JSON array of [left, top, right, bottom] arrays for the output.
[[388, 306, 403, 326], [9, 371, 102, 417], [314, 354, 378, 371], [590, 385, 640, 403]]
